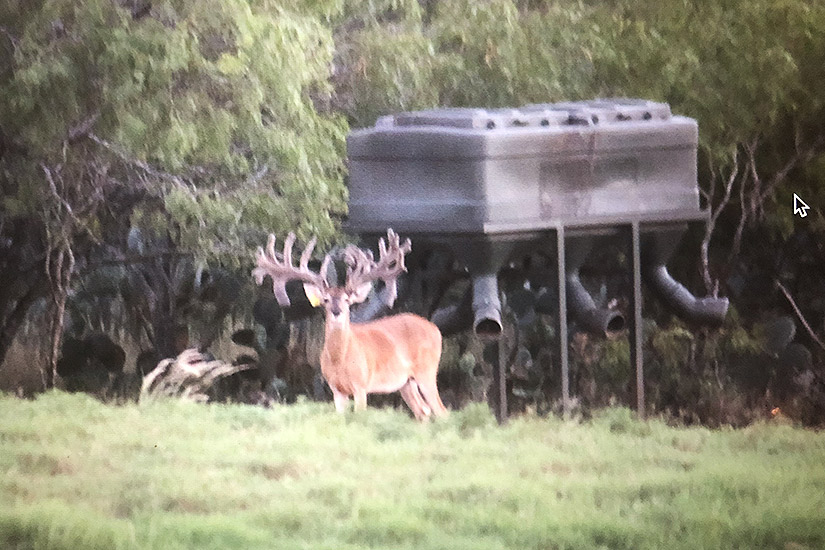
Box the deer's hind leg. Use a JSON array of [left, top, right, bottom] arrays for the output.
[[415, 365, 448, 417], [415, 344, 448, 417], [353, 388, 368, 412], [417, 380, 447, 417], [399, 379, 431, 421]]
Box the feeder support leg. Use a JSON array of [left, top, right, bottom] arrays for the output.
[[557, 226, 571, 418], [630, 221, 645, 418]]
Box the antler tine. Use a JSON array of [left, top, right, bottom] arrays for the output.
[[252, 232, 329, 307], [377, 230, 412, 273], [319, 254, 333, 286], [343, 245, 373, 293], [283, 232, 296, 267], [264, 234, 280, 262], [341, 229, 412, 307], [376, 230, 412, 307], [299, 236, 317, 270], [252, 234, 278, 286], [380, 229, 412, 264]]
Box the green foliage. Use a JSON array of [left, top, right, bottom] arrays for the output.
[[335, 26, 439, 127], [2, 393, 825, 549], [2, 0, 822, 261], [583, 1, 802, 152], [591, 407, 651, 436], [451, 401, 496, 437], [334, 0, 821, 141], [333, 0, 603, 124], [2, 0, 823, 256], [568, 308, 824, 426], [650, 323, 694, 373], [592, 336, 632, 389], [1, 0, 348, 264]]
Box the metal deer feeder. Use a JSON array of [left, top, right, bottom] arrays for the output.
[[345, 99, 728, 421]]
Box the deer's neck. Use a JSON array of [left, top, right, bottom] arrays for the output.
[[322, 316, 358, 368]]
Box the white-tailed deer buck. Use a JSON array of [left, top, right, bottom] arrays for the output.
[[252, 229, 447, 420]]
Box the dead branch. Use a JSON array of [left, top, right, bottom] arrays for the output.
[[0, 25, 20, 52], [702, 130, 825, 297], [88, 133, 190, 188], [729, 139, 758, 262], [699, 153, 717, 205], [67, 111, 101, 143], [41, 163, 83, 230], [700, 149, 740, 295], [43, 245, 75, 389], [776, 279, 825, 352], [139, 349, 255, 402], [87, 251, 192, 267]]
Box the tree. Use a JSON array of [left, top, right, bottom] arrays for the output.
[[0, 0, 347, 380]]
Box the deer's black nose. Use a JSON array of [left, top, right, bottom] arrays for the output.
[[330, 302, 342, 317]]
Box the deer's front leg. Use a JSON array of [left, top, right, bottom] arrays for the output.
[[332, 389, 350, 413], [353, 388, 368, 412]]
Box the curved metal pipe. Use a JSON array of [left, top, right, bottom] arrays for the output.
[[644, 265, 728, 324], [472, 273, 502, 337], [566, 271, 625, 334], [563, 235, 624, 335], [642, 227, 728, 325]]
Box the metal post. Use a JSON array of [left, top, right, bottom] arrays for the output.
[[498, 335, 508, 424], [629, 221, 645, 417], [487, 338, 508, 424], [557, 226, 570, 418]]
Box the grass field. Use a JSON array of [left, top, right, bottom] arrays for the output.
[[1, 392, 824, 550]]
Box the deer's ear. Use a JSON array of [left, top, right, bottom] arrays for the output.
[[349, 282, 373, 305], [303, 283, 324, 307]]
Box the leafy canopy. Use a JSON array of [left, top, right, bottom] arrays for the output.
[[1, 0, 349, 263]]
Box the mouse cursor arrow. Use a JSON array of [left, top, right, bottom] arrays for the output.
[[793, 193, 810, 218]]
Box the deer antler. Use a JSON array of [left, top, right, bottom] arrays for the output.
[[342, 229, 412, 307], [252, 233, 332, 307]]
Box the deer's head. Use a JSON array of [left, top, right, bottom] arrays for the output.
[[252, 229, 412, 325]]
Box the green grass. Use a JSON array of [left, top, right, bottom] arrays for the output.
[[1, 393, 824, 550]]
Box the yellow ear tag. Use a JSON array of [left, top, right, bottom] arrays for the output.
[[307, 292, 322, 308]]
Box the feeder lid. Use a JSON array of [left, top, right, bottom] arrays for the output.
[[386, 99, 671, 130]]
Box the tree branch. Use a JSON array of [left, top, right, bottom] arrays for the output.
[[700, 149, 739, 295], [41, 163, 83, 229], [729, 139, 758, 262], [0, 25, 20, 52], [88, 133, 189, 188], [87, 251, 192, 267], [757, 133, 825, 207], [67, 111, 101, 143], [776, 279, 825, 352]]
